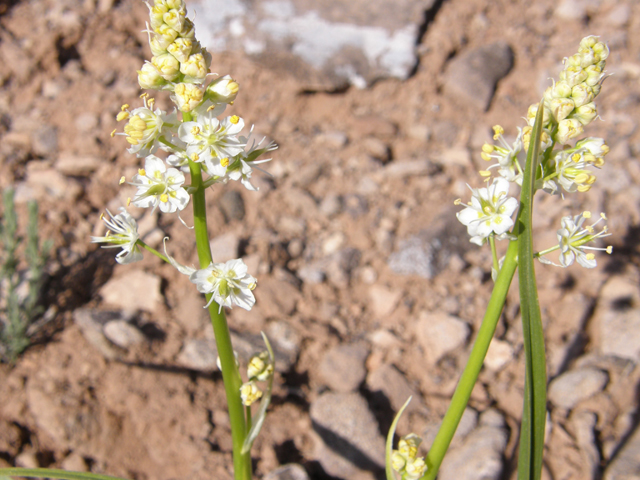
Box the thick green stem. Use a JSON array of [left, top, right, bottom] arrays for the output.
[[422, 238, 518, 480], [188, 158, 251, 480]]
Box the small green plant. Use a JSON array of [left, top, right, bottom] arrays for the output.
[[0, 188, 52, 363]]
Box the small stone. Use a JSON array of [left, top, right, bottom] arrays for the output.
[[16, 168, 82, 202], [74, 112, 99, 133], [60, 452, 89, 472], [484, 338, 514, 371], [266, 320, 301, 372], [31, 125, 59, 156], [368, 284, 402, 318], [103, 320, 146, 349], [255, 277, 300, 317], [219, 190, 245, 222], [316, 131, 348, 149], [99, 270, 162, 313], [604, 422, 640, 480], [264, 464, 310, 480], [367, 364, 425, 414], [297, 264, 325, 284], [15, 451, 39, 469], [554, 0, 588, 20], [362, 137, 390, 162], [322, 232, 346, 256], [319, 194, 343, 218], [176, 339, 218, 371], [317, 342, 369, 392], [56, 153, 101, 176], [443, 42, 514, 111], [548, 368, 608, 409], [209, 231, 240, 262], [415, 311, 470, 363], [73, 309, 125, 359], [309, 392, 385, 478]]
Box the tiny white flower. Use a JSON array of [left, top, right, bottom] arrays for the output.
[[456, 178, 519, 245], [179, 112, 246, 165], [130, 155, 190, 213], [91, 208, 143, 264], [189, 258, 257, 311], [206, 74, 239, 104], [553, 212, 611, 268]]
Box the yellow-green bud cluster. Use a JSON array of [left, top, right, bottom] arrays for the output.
[[533, 36, 609, 145], [247, 351, 274, 382], [391, 434, 427, 480], [138, 0, 211, 92]]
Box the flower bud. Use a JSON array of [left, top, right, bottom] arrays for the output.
[[163, 8, 186, 32], [152, 53, 181, 80], [179, 17, 196, 38], [562, 65, 588, 87], [206, 75, 240, 104], [584, 65, 605, 87], [138, 62, 167, 89], [149, 3, 168, 30], [167, 38, 193, 63], [549, 97, 575, 122], [172, 82, 205, 112], [180, 52, 209, 80], [557, 118, 584, 145], [571, 83, 594, 108], [573, 102, 597, 126]]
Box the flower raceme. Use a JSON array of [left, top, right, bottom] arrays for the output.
[[189, 258, 257, 312], [456, 178, 519, 246]]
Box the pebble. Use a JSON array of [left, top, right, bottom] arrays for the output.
[[99, 270, 162, 313], [265, 320, 301, 372], [264, 464, 310, 480], [103, 320, 146, 349], [176, 339, 218, 371], [484, 338, 515, 372], [603, 421, 640, 480], [60, 452, 89, 472], [56, 153, 101, 176], [548, 368, 608, 409], [255, 277, 300, 317], [319, 194, 343, 218], [73, 309, 126, 359], [31, 125, 59, 156], [315, 131, 348, 149], [209, 231, 240, 262], [443, 41, 514, 111], [16, 168, 82, 202], [317, 342, 369, 393], [438, 409, 508, 480], [219, 190, 245, 222], [414, 311, 470, 363], [366, 364, 426, 414], [309, 392, 385, 478], [367, 284, 402, 318]]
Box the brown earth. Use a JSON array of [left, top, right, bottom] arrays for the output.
[[1, 0, 640, 479]]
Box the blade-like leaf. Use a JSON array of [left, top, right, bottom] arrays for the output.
[[385, 396, 412, 480], [241, 331, 275, 454], [517, 101, 547, 480], [0, 468, 130, 480]]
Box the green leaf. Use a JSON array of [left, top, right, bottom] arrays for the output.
[[385, 396, 412, 480], [241, 331, 275, 454], [0, 468, 130, 480], [517, 101, 547, 480]]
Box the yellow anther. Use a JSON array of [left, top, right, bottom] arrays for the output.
[[586, 175, 596, 185], [190, 126, 201, 135], [126, 137, 139, 145], [606, 246, 613, 254], [571, 153, 581, 162], [191, 152, 200, 162], [594, 158, 605, 167], [249, 282, 257, 291], [127, 197, 132, 206], [586, 225, 594, 233], [454, 198, 462, 205], [138, 168, 146, 176], [148, 98, 155, 108], [160, 193, 169, 203], [116, 111, 130, 122], [479, 170, 492, 177], [230, 115, 240, 124], [100, 212, 105, 220], [119, 176, 126, 185], [207, 105, 215, 112], [140, 92, 148, 99], [482, 143, 494, 154], [221, 157, 230, 167], [574, 173, 590, 184], [583, 211, 592, 218], [600, 212, 607, 220], [480, 152, 492, 161], [492, 125, 504, 140], [110, 129, 117, 137], [577, 184, 591, 192], [121, 104, 129, 111]]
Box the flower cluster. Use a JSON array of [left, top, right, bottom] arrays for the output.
[[240, 351, 274, 406], [391, 434, 427, 480], [93, 0, 276, 312], [456, 36, 612, 269]]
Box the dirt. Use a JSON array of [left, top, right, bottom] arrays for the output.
[[1, 0, 640, 479]]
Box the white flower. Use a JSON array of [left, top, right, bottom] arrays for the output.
[[178, 112, 246, 166], [225, 129, 277, 190], [456, 178, 519, 246], [189, 258, 257, 311], [206, 74, 239, 104], [91, 208, 143, 264], [130, 155, 190, 213], [116, 96, 178, 157], [542, 212, 612, 268]]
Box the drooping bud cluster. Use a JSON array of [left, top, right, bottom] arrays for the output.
[[391, 434, 427, 480]]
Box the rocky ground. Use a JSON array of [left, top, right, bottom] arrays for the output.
[[1, 0, 640, 479]]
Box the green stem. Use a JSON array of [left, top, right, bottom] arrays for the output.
[[139, 240, 170, 263], [422, 238, 519, 480], [188, 157, 251, 480]]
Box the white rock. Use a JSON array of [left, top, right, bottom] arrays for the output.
[[103, 320, 146, 349], [484, 338, 514, 371], [415, 311, 470, 363], [99, 270, 162, 313], [548, 368, 608, 409]]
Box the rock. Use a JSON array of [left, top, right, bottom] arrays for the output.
[[310, 392, 385, 478], [31, 125, 59, 156], [368, 284, 402, 318], [594, 276, 640, 362], [15, 451, 39, 469], [322, 232, 346, 255], [73, 309, 126, 359], [99, 270, 162, 313], [15, 168, 82, 202], [415, 311, 470, 363], [570, 411, 600, 479], [315, 131, 348, 149], [604, 422, 640, 480], [220, 190, 245, 222], [265, 320, 301, 372], [60, 451, 89, 472], [103, 320, 146, 349], [209, 231, 240, 262], [317, 342, 369, 392], [319, 194, 343, 218], [190, 0, 432, 89], [484, 338, 515, 372], [264, 464, 310, 480], [255, 276, 300, 316], [56, 153, 101, 176], [438, 409, 508, 480], [443, 41, 514, 111], [388, 208, 471, 279], [548, 368, 608, 409], [176, 339, 218, 371], [366, 364, 426, 414]]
